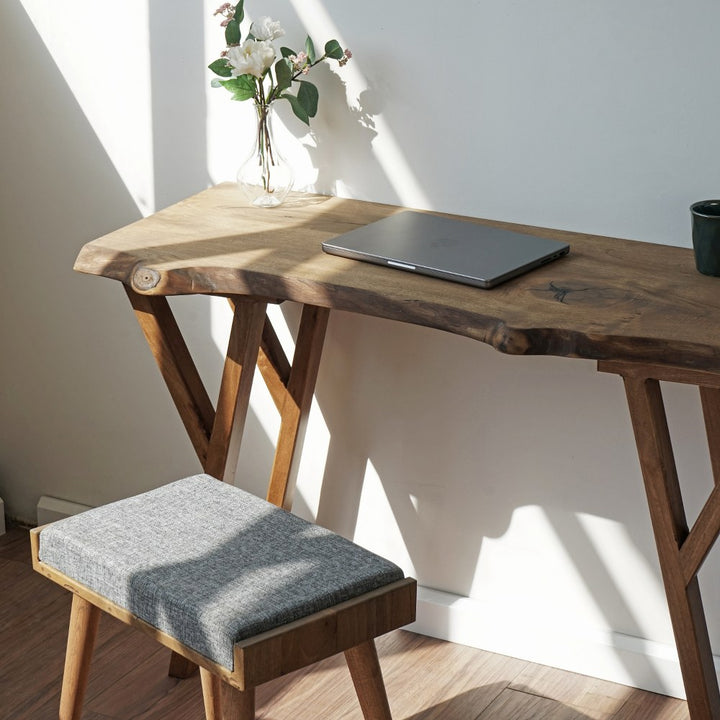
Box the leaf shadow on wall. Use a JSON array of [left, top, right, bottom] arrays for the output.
[[274, 61, 402, 204]]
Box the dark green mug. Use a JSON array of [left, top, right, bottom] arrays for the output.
[[691, 200, 720, 276]]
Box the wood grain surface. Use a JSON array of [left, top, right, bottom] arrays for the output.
[[74, 184, 720, 372]]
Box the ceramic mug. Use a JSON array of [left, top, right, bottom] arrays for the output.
[[691, 200, 720, 276]]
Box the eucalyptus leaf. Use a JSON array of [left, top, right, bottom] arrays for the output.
[[297, 81, 319, 118], [225, 18, 241, 46], [280, 46, 296, 59], [281, 93, 310, 125], [231, 88, 255, 102], [234, 0, 245, 24], [275, 58, 293, 92], [305, 36, 316, 64], [324, 39, 344, 59], [208, 58, 232, 77], [220, 75, 256, 102], [235, 74, 256, 92]]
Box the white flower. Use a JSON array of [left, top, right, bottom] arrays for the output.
[[250, 16, 285, 41], [226, 39, 276, 78]]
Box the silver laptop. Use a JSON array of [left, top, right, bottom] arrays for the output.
[[321, 211, 570, 289]]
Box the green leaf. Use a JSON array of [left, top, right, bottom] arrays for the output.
[[275, 57, 293, 92], [225, 17, 241, 45], [234, 74, 256, 92], [305, 36, 316, 64], [297, 81, 319, 118], [208, 58, 232, 77], [234, 0, 245, 24], [281, 93, 310, 125], [280, 46, 296, 59], [324, 39, 344, 60], [220, 75, 256, 101]]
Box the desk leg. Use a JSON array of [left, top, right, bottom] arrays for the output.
[[205, 300, 268, 482], [224, 302, 330, 509], [125, 289, 215, 468], [265, 305, 329, 510], [127, 290, 267, 481], [601, 362, 720, 719]]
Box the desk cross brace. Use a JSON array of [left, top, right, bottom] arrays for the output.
[[125, 288, 329, 510]]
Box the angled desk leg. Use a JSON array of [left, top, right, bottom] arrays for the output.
[[125, 288, 267, 481], [125, 288, 216, 468], [259, 304, 330, 510], [600, 361, 720, 720], [204, 299, 269, 483]]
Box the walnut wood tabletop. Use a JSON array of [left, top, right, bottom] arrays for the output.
[[75, 183, 720, 718], [75, 183, 720, 372]]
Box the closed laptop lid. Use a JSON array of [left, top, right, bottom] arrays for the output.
[[321, 211, 569, 289]]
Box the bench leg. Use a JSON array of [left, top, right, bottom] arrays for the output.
[[345, 640, 392, 720], [200, 668, 223, 719], [59, 594, 100, 720], [222, 682, 255, 720], [200, 667, 255, 720]]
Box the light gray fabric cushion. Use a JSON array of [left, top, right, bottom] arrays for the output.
[[38, 474, 404, 670]]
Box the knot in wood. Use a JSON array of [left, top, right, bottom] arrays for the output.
[[133, 267, 161, 291]]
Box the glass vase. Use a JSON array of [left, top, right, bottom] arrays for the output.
[[237, 104, 293, 208]]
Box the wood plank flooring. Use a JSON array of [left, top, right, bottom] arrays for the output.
[[0, 525, 690, 719]]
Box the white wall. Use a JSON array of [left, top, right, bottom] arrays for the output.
[[3, 0, 720, 699]]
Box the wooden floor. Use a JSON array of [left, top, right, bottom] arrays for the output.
[[1, 525, 690, 720]]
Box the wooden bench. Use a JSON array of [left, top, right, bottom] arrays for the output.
[[31, 474, 416, 719]]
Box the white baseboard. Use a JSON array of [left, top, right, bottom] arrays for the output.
[[37, 496, 92, 525], [406, 586, 712, 700], [0, 497, 5, 536]]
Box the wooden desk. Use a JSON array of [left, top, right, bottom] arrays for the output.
[[75, 183, 720, 719]]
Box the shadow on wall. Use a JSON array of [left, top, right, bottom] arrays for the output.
[[0, 0, 148, 519], [294, 63, 394, 202], [245, 0, 402, 204], [0, 1, 217, 520]]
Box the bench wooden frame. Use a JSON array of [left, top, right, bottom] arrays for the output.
[[31, 524, 416, 719]]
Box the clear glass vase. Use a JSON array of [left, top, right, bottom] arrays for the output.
[[237, 104, 293, 208]]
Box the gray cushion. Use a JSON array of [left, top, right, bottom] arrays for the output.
[[38, 474, 404, 670]]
